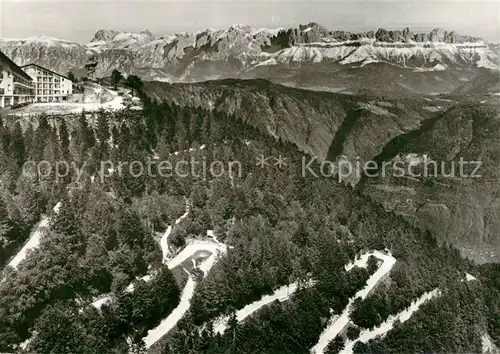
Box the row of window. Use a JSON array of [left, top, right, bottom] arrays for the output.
[[36, 96, 67, 102], [36, 84, 62, 88], [36, 90, 67, 95], [34, 69, 56, 76], [36, 77, 61, 83]]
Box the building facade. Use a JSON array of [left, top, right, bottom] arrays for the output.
[[22, 64, 73, 103], [0, 50, 35, 108]]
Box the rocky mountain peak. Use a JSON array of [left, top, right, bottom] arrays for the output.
[[140, 30, 153, 38], [412, 28, 481, 43], [90, 29, 154, 43], [299, 22, 328, 33], [367, 27, 483, 43], [429, 28, 448, 42], [228, 24, 253, 33], [374, 28, 414, 42], [0, 22, 495, 82]]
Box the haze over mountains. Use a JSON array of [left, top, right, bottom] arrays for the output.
[[1, 22, 498, 88]]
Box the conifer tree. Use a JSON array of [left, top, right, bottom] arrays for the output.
[[156, 129, 170, 160], [15, 176, 43, 226], [111, 69, 123, 90], [0, 198, 12, 249], [77, 113, 96, 157], [326, 335, 345, 354], [23, 124, 36, 160], [8, 123, 25, 168], [0, 117, 10, 153], [32, 303, 85, 354], [58, 120, 70, 160], [96, 111, 110, 145], [33, 115, 51, 160]]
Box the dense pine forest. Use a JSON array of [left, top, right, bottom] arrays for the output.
[[0, 85, 498, 354]]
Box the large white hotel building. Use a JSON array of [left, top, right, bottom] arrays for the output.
[[22, 64, 73, 103], [0, 49, 73, 108]]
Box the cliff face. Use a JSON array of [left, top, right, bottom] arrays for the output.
[[90, 29, 121, 42], [0, 24, 497, 82], [359, 101, 500, 263], [267, 24, 482, 48], [0, 36, 89, 75], [144, 79, 349, 160]]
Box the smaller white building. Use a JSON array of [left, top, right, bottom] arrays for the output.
[[22, 64, 73, 103]]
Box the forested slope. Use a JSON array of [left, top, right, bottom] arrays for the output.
[[0, 85, 498, 354]]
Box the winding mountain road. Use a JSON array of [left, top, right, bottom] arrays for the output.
[[341, 288, 441, 354], [160, 201, 190, 262], [209, 250, 398, 353], [311, 250, 396, 354], [7, 202, 62, 271], [213, 281, 314, 335], [143, 230, 228, 348]]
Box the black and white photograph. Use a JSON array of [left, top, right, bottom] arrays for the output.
[[0, 0, 499, 353]]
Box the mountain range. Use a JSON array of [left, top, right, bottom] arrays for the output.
[[1, 23, 499, 90]]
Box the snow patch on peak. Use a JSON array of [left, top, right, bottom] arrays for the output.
[[1, 35, 80, 48], [255, 58, 277, 67], [113, 32, 152, 42], [25, 35, 70, 42], [434, 63, 448, 71], [91, 29, 120, 42], [413, 63, 448, 72], [86, 30, 155, 50], [274, 45, 353, 63]]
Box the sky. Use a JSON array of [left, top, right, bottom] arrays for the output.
[[0, 0, 499, 43]]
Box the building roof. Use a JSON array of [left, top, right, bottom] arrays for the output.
[[0, 50, 34, 81], [21, 63, 72, 81]]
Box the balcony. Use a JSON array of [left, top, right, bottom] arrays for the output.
[[14, 87, 35, 95], [13, 81, 35, 89]]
